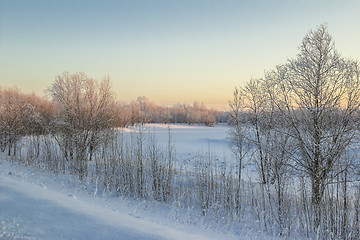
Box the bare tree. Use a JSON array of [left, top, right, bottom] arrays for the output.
[[228, 87, 250, 214], [0, 88, 26, 155], [243, 79, 270, 185], [228, 87, 248, 184], [267, 24, 360, 228], [48, 72, 116, 179]]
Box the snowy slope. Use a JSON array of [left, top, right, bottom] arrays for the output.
[[0, 166, 238, 240], [0, 124, 268, 239]]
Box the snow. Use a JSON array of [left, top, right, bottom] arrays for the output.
[[123, 124, 231, 155], [1, 178, 183, 240], [122, 124, 232, 168], [0, 167, 237, 240], [122, 123, 258, 180], [0, 124, 264, 239]]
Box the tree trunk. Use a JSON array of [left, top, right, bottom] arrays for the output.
[[312, 176, 322, 229]]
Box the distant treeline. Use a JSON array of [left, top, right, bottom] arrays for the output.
[[0, 82, 229, 155], [0, 87, 55, 155], [116, 96, 229, 127]]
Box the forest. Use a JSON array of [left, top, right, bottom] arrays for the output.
[[1, 25, 360, 239]]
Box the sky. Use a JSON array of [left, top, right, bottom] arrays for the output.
[[1, 0, 359, 109]]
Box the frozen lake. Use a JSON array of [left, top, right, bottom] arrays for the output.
[[124, 123, 231, 160], [121, 123, 260, 179], [123, 123, 258, 180]]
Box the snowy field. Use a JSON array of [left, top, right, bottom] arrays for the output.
[[124, 123, 231, 163], [0, 124, 269, 240], [0, 159, 246, 240], [123, 123, 257, 180]]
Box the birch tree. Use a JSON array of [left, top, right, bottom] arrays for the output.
[[267, 24, 360, 228], [48, 72, 116, 179]]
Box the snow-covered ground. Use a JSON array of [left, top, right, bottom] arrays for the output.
[[0, 160, 242, 240], [123, 123, 231, 159], [0, 124, 272, 239], [123, 123, 258, 180]]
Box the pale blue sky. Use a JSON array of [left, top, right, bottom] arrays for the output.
[[1, 0, 359, 108]]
